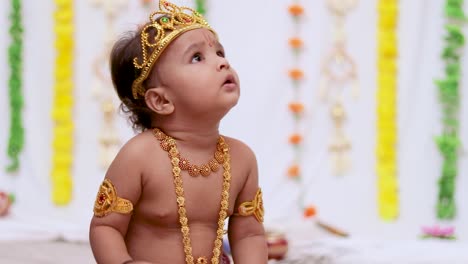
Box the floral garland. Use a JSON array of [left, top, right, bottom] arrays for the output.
[[434, 0, 465, 220], [51, 0, 74, 205], [286, 1, 316, 218], [6, 0, 24, 173], [376, 0, 399, 220], [195, 0, 206, 15]]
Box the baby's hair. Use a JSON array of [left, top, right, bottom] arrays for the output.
[[110, 24, 156, 132]]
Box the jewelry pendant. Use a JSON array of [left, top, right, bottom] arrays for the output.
[[197, 257, 208, 264]]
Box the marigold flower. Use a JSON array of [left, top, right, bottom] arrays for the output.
[[287, 165, 300, 178], [289, 133, 303, 145], [288, 4, 304, 16], [288, 68, 304, 80], [289, 37, 303, 49], [304, 206, 317, 218], [288, 102, 304, 114]]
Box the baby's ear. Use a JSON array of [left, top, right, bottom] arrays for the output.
[[144, 87, 174, 115]]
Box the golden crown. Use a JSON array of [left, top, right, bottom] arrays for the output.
[[131, 0, 215, 99]]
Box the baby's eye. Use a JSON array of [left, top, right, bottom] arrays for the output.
[[217, 50, 225, 57], [191, 52, 203, 63]]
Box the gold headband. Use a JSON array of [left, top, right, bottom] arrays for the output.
[[131, 0, 216, 99]]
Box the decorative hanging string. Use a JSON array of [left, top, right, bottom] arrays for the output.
[[434, 0, 465, 220], [6, 0, 24, 173], [51, 0, 74, 205], [195, 0, 206, 15], [286, 1, 316, 218], [319, 0, 359, 175], [376, 0, 399, 220], [90, 0, 127, 169]]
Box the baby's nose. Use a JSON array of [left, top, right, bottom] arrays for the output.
[[217, 57, 230, 71]]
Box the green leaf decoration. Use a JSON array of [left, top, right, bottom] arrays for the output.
[[6, 0, 24, 173]]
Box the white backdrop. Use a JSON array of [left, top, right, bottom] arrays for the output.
[[0, 0, 467, 242]]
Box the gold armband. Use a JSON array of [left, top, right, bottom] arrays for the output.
[[93, 179, 133, 217], [235, 188, 264, 223]]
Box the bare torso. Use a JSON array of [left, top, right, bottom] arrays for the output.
[[124, 132, 247, 263]]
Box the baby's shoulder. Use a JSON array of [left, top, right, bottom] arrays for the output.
[[116, 130, 162, 161], [222, 136, 257, 164]]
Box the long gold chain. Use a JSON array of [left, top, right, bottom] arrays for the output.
[[153, 128, 231, 264]]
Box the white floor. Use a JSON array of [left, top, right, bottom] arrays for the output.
[[2, 218, 468, 264], [0, 241, 95, 264], [2, 238, 468, 264]]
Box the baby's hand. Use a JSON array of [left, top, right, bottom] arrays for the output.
[[124, 261, 155, 264]]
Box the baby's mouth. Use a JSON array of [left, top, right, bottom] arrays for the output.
[[223, 75, 235, 85]]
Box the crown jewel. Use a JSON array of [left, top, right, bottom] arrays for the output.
[[131, 0, 215, 99]]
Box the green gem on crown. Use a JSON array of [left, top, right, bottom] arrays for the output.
[[161, 17, 169, 23]]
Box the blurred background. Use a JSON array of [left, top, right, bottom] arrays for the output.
[[1, 0, 468, 263]]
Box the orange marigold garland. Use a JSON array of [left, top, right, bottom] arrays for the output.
[[288, 4, 304, 17], [286, 1, 315, 218]]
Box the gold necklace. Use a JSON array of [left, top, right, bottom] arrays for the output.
[[153, 128, 231, 264], [153, 129, 225, 177]]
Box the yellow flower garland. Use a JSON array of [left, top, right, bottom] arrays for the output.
[[51, 0, 74, 205], [377, 0, 398, 220]]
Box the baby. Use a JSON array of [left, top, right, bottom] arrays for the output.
[[89, 1, 268, 263]]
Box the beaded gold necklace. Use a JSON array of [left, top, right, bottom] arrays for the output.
[[154, 129, 225, 177], [152, 128, 231, 264]]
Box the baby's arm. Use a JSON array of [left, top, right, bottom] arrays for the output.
[[89, 140, 147, 264], [228, 144, 268, 263]]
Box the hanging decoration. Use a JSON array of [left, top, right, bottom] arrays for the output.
[[195, 0, 206, 15], [434, 0, 465, 220], [376, 0, 399, 220], [90, 0, 127, 169], [51, 0, 74, 205], [319, 0, 359, 175], [6, 0, 24, 173], [286, 1, 316, 218]]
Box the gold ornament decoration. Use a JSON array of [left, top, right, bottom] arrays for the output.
[[153, 128, 231, 264], [93, 179, 134, 217], [153, 128, 225, 177], [236, 188, 264, 223], [132, 0, 216, 99]]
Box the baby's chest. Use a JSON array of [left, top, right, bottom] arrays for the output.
[[136, 170, 244, 227]]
